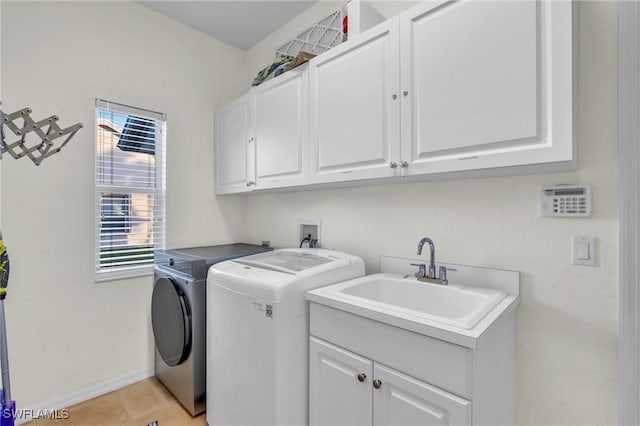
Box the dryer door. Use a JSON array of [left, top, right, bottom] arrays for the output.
[[152, 276, 192, 366]]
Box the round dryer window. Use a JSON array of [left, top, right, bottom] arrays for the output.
[[151, 276, 192, 367]]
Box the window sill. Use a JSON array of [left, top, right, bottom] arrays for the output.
[[95, 265, 154, 283]]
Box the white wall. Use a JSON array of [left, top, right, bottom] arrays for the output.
[[0, 0, 247, 409], [241, 1, 618, 425]]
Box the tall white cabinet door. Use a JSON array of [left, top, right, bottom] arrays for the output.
[[214, 94, 254, 194], [373, 364, 471, 426], [400, 0, 573, 175], [309, 18, 401, 184], [253, 67, 308, 189], [309, 337, 373, 426]]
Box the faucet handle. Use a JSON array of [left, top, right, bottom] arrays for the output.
[[410, 263, 426, 278], [438, 266, 448, 285]]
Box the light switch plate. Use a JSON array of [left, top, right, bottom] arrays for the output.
[[573, 235, 596, 266]]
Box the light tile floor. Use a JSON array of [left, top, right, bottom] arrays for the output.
[[27, 378, 207, 426]]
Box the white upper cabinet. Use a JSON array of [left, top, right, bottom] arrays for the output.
[[253, 66, 309, 189], [215, 67, 309, 194], [308, 18, 401, 184], [215, 0, 574, 193], [306, 0, 573, 185], [399, 0, 574, 175], [214, 94, 254, 194]]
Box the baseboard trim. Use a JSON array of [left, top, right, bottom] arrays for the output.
[[15, 368, 154, 425]]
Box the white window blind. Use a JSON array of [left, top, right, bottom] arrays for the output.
[[95, 99, 166, 280]]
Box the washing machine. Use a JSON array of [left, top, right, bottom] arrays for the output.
[[206, 248, 365, 426], [152, 243, 271, 416]]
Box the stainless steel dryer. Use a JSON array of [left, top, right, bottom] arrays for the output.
[[152, 244, 271, 415]]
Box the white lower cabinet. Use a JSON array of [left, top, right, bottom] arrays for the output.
[[373, 363, 470, 426], [309, 337, 373, 426], [308, 303, 516, 426], [310, 337, 471, 426]]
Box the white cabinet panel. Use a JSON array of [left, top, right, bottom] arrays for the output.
[[309, 18, 401, 183], [308, 299, 516, 426], [373, 364, 471, 426], [310, 337, 373, 426], [253, 68, 308, 188], [309, 336, 471, 426], [400, 0, 573, 175], [309, 303, 472, 398], [404, 0, 537, 154], [214, 94, 253, 194], [215, 68, 308, 193]]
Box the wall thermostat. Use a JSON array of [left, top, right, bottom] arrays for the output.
[[540, 185, 591, 217]]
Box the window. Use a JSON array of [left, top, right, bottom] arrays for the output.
[[95, 99, 166, 280]]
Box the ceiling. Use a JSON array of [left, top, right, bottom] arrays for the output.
[[137, 1, 318, 51]]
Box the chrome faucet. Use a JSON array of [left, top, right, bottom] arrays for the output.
[[417, 237, 436, 279], [415, 237, 448, 285]]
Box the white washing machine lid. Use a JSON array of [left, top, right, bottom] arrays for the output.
[[208, 248, 365, 302], [236, 249, 339, 273]]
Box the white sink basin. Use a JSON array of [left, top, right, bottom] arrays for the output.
[[315, 273, 507, 330]]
